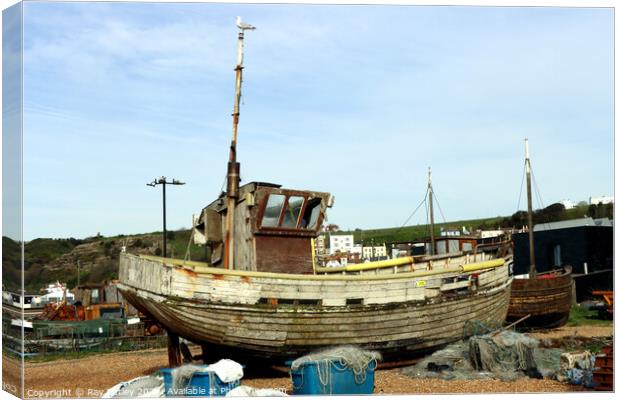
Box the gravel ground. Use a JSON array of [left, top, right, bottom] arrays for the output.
[[529, 325, 613, 340], [4, 325, 610, 397], [242, 370, 586, 394]]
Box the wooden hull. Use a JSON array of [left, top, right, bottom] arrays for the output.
[[118, 254, 512, 362], [507, 266, 573, 329]]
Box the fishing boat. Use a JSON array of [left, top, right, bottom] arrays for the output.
[[506, 139, 573, 328], [117, 19, 513, 365]]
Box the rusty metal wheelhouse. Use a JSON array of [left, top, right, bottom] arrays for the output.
[[193, 182, 333, 274]]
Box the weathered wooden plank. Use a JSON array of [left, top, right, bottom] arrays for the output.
[[155, 285, 508, 339], [440, 280, 471, 291], [169, 270, 507, 304], [165, 282, 510, 325]]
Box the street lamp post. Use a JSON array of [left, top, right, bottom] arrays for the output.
[[147, 176, 185, 258]]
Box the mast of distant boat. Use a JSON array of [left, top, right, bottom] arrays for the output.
[[224, 19, 254, 269], [428, 167, 436, 255], [525, 138, 537, 277]]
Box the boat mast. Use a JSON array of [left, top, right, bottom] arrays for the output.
[[525, 138, 536, 277], [428, 167, 436, 255], [224, 22, 252, 269]]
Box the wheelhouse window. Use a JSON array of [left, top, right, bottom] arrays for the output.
[[281, 196, 304, 228], [261, 194, 286, 227], [301, 198, 322, 229], [260, 193, 323, 231]]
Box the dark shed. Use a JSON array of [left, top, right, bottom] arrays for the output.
[[513, 217, 613, 301]]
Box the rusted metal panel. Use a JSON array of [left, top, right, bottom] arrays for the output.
[[255, 236, 313, 274], [593, 345, 613, 391]]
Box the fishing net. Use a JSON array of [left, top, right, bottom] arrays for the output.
[[170, 364, 213, 394], [462, 320, 501, 338], [291, 346, 382, 389], [469, 331, 540, 377], [402, 330, 563, 382]]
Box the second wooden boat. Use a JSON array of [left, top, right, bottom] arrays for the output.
[[506, 139, 573, 329]]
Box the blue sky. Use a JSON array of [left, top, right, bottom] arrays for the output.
[[2, 2, 22, 242], [5, 2, 615, 240]]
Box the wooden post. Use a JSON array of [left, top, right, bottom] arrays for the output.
[[200, 344, 210, 364], [223, 31, 247, 270], [524, 139, 536, 278], [167, 331, 182, 368], [428, 167, 436, 256]]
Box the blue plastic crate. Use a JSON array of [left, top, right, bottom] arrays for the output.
[[160, 367, 240, 397], [290, 359, 376, 395], [160, 368, 174, 395]]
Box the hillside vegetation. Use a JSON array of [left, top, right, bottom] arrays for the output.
[[2, 230, 206, 292]]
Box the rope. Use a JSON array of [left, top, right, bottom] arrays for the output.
[[220, 172, 227, 194], [184, 228, 194, 261], [432, 190, 447, 224], [515, 160, 526, 213], [531, 170, 546, 211], [425, 198, 430, 240], [531, 170, 553, 231], [400, 192, 428, 227], [384, 192, 428, 245]]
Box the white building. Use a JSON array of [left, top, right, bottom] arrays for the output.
[[36, 282, 74, 305], [3, 283, 74, 309], [440, 227, 461, 237], [315, 235, 327, 256], [350, 244, 363, 255], [558, 199, 576, 209], [329, 234, 354, 254], [589, 196, 614, 205], [480, 230, 504, 239], [362, 245, 387, 259]]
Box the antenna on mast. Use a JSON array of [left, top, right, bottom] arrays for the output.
[[224, 17, 256, 270]]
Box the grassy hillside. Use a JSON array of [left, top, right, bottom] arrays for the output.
[[339, 216, 505, 245]]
